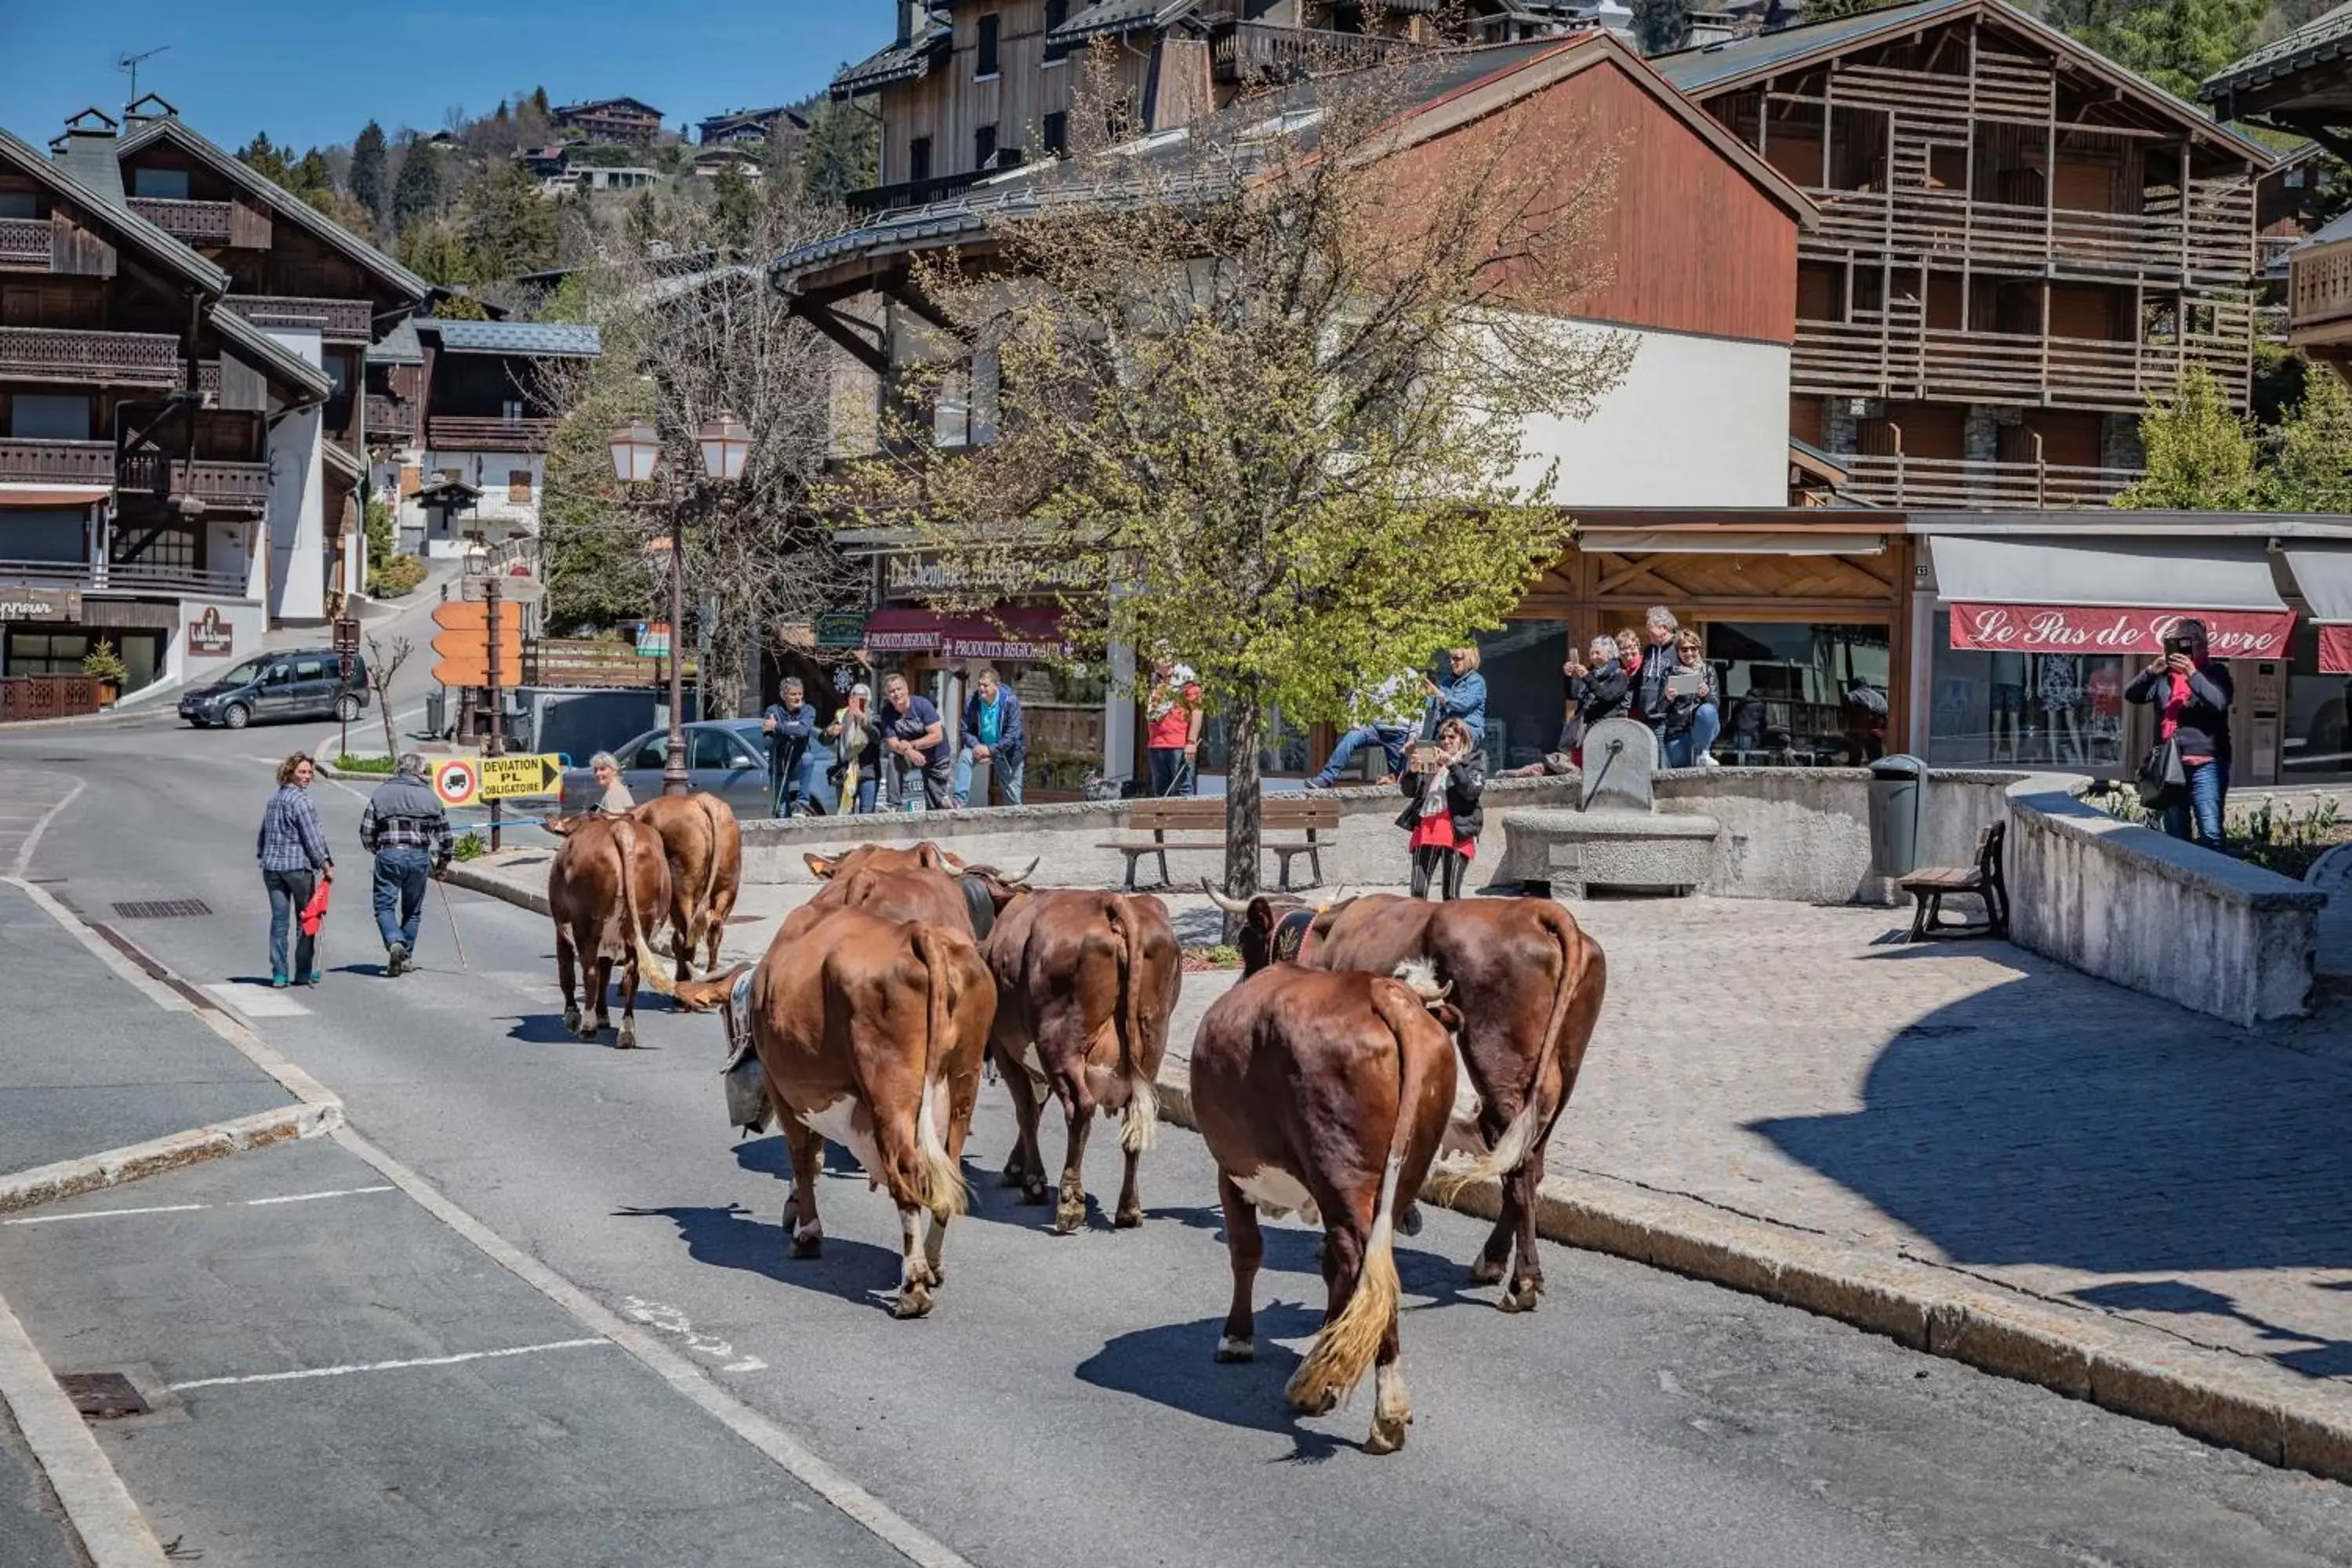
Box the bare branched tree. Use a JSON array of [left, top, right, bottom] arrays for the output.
[[849, 38, 1634, 902], [365, 633, 414, 759], [535, 187, 866, 717]]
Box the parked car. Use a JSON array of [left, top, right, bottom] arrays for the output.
[[557, 719, 838, 818], [180, 651, 370, 730]]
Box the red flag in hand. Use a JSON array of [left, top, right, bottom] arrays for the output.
[[300, 877, 331, 938]]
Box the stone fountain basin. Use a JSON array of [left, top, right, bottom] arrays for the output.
[[1496, 808, 1722, 899]]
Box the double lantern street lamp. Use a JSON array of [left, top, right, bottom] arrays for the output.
[[608, 412, 751, 797]]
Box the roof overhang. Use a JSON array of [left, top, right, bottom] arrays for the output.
[[0, 125, 226, 295], [210, 306, 335, 405]]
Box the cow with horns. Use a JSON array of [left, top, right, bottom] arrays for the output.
[[1190, 960, 1522, 1454], [630, 792, 742, 989], [545, 811, 677, 1047], [1202, 884, 1605, 1313], [985, 890, 1181, 1232]]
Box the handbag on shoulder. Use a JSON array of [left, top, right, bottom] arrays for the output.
[[2135, 735, 2186, 806]]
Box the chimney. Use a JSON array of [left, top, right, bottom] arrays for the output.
[[49, 107, 125, 209], [898, 0, 924, 44], [123, 93, 180, 128]]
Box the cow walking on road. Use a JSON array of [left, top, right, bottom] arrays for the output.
[[1207, 887, 1605, 1313], [985, 890, 1181, 1232], [1191, 962, 1520, 1454], [680, 906, 993, 1317], [546, 812, 675, 1048], [631, 792, 742, 987]]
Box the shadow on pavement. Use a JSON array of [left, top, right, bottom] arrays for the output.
[[1074, 1307, 1348, 1462], [614, 1201, 906, 1314]]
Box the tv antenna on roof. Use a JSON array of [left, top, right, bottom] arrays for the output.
[[118, 45, 169, 104]]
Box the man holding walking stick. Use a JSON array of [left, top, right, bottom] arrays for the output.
[[358, 752, 456, 978]]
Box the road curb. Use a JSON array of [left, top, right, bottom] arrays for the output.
[[0, 1290, 169, 1567], [1152, 1058, 2352, 1486], [0, 1102, 343, 1218], [441, 856, 551, 916]]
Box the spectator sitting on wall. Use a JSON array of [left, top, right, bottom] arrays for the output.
[[956, 666, 1026, 808], [761, 677, 818, 818], [1423, 646, 1486, 750], [1306, 672, 1419, 789]]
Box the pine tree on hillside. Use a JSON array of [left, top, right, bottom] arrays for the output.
[[351, 122, 387, 220], [800, 95, 878, 209], [391, 133, 444, 230], [463, 163, 558, 280], [712, 163, 760, 245], [1632, 0, 1689, 56], [237, 132, 291, 185], [2066, 0, 2264, 99], [532, 85, 550, 117]]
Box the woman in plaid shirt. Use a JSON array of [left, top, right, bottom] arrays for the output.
[[256, 753, 333, 987]]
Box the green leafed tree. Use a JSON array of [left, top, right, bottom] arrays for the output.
[[2116, 364, 2261, 510], [351, 121, 388, 222], [851, 50, 1634, 904], [391, 134, 444, 230], [2265, 361, 2352, 512]]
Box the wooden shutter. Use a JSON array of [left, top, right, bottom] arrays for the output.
[[507, 469, 532, 503], [398, 464, 422, 498]]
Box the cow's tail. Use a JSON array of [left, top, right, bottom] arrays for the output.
[[621, 821, 677, 998], [1106, 898, 1158, 1154], [911, 927, 969, 1221], [1287, 977, 1420, 1414], [1425, 908, 1586, 1200], [694, 796, 725, 956]]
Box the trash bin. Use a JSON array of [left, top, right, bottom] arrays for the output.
[[1867, 754, 1928, 879]]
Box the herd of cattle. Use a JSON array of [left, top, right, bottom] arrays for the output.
[[540, 800, 1606, 1455]]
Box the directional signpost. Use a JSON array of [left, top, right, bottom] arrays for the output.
[[429, 600, 524, 690], [478, 754, 563, 800]]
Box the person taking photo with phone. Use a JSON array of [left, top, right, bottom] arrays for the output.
[[1397, 716, 1484, 901], [2125, 619, 2233, 849]]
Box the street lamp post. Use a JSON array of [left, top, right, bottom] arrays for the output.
[[610, 412, 750, 800]]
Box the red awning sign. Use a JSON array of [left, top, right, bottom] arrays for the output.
[[1948, 604, 2296, 660], [2321, 624, 2352, 675], [862, 606, 1070, 660]]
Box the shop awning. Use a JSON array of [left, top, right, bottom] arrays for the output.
[[862, 605, 1071, 660], [1930, 535, 2296, 659], [0, 484, 109, 508], [2282, 545, 2352, 673]]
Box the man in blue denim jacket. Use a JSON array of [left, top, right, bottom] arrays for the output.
[[760, 677, 818, 817], [956, 666, 1026, 807]]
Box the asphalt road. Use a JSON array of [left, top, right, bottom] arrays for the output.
[[9, 716, 2352, 1567]]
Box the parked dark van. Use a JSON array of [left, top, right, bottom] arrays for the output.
[[179, 650, 370, 729]]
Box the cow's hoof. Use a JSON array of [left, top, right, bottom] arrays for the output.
[[1366, 1413, 1410, 1455], [1020, 1180, 1049, 1207], [1114, 1203, 1144, 1229], [997, 1161, 1027, 1189], [1287, 1384, 1340, 1417], [790, 1232, 822, 1260], [1214, 1335, 1254, 1363], [1468, 1255, 1508, 1287], [894, 1285, 934, 1319], [561, 1007, 582, 1033], [1499, 1282, 1541, 1314], [1397, 1201, 1424, 1238], [1054, 1198, 1086, 1235], [616, 1024, 637, 1050]]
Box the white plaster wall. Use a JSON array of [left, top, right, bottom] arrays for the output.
[[264, 327, 327, 622], [1514, 325, 1790, 509], [156, 595, 270, 691]]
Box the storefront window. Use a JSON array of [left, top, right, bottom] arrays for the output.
[[5, 631, 89, 678], [2283, 623, 2352, 780], [1196, 706, 1312, 779], [1475, 621, 1570, 770], [1707, 621, 1893, 767], [1925, 610, 2129, 771]]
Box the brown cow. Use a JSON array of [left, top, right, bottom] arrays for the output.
[[631, 792, 742, 988], [801, 847, 1033, 944], [544, 813, 677, 1048], [1191, 961, 1516, 1454], [677, 906, 994, 1317], [985, 891, 1181, 1232], [1207, 886, 1606, 1313]]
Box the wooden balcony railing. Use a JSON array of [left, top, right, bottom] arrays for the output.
[[1211, 22, 1421, 83], [1802, 187, 2254, 285], [221, 295, 373, 343], [0, 675, 100, 723], [0, 438, 114, 485], [116, 452, 270, 510], [1794, 318, 2250, 414], [365, 394, 416, 443], [0, 325, 182, 386], [127, 197, 234, 245], [0, 217, 49, 267], [1833, 452, 2137, 510], [426, 416, 559, 452], [846, 169, 987, 215], [0, 555, 251, 599], [2288, 233, 2352, 348]]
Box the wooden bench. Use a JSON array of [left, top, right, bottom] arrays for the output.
[[1101, 797, 1341, 891], [1900, 822, 2010, 942]]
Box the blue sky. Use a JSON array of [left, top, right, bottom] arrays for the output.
[[0, 1, 887, 152]]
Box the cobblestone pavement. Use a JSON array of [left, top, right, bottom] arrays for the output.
[[1167, 895, 2352, 1385]]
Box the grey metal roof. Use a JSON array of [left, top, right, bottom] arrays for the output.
[[209, 305, 336, 403], [372, 317, 425, 365], [1049, 0, 1200, 44], [417, 318, 602, 358], [832, 18, 954, 97], [115, 116, 430, 302], [1650, 0, 2272, 162], [0, 124, 226, 293], [2204, 1, 2352, 103]]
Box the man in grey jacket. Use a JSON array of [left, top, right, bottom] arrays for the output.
[[358, 753, 456, 976]]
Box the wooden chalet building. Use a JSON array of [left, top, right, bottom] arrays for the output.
[[829, 0, 1584, 212], [696, 106, 811, 150], [554, 97, 667, 143], [1652, 0, 2269, 512]]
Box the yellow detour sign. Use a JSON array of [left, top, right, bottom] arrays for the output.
[[478, 754, 564, 800]]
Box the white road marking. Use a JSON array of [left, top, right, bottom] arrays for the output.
[[169, 1336, 613, 1391], [202, 982, 312, 1017], [241, 1184, 395, 1207], [6, 774, 84, 878], [4, 1203, 210, 1226], [619, 1296, 768, 1374]]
